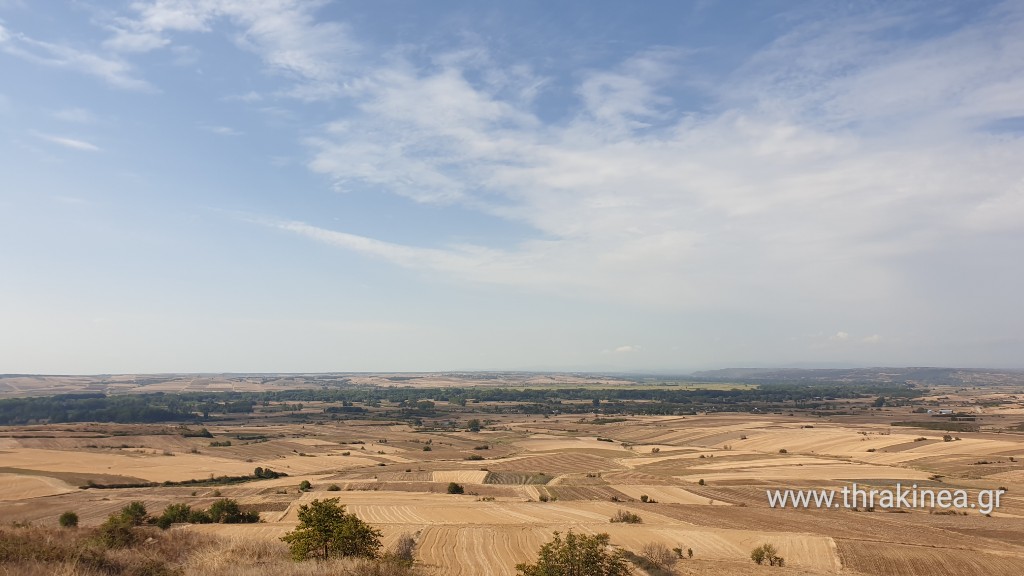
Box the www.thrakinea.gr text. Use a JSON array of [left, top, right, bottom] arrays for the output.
[[766, 483, 1005, 515]]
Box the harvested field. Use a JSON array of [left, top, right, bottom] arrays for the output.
[[1, 407, 1023, 576], [610, 484, 731, 505], [0, 473, 75, 500], [836, 539, 1024, 576], [431, 470, 489, 484]]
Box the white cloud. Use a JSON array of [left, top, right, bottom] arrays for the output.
[[35, 133, 101, 152], [201, 124, 243, 136], [613, 345, 642, 354], [291, 4, 1024, 322], [52, 108, 98, 124], [862, 334, 882, 345], [829, 332, 850, 342], [1, 28, 151, 90], [103, 0, 357, 99]]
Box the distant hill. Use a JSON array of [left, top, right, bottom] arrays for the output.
[[688, 367, 1024, 386]]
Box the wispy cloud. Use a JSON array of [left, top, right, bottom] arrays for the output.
[[35, 133, 101, 152], [52, 107, 98, 124], [200, 124, 243, 136], [1, 24, 151, 91], [103, 0, 357, 99], [290, 1, 1024, 323]]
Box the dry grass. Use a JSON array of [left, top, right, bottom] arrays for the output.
[[0, 525, 421, 576]]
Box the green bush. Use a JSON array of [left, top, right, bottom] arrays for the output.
[[58, 511, 78, 528], [447, 482, 465, 495], [609, 509, 642, 524], [516, 531, 629, 576], [280, 498, 382, 561]]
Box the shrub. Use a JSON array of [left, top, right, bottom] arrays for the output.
[[698, 479, 705, 486], [778, 448, 788, 454], [516, 531, 630, 576], [422, 446, 432, 451], [466, 454, 484, 460], [58, 511, 78, 528], [118, 501, 149, 526], [640, 542, 677, 571], [99, 513, 141, 548], [299, 480, 312, 492], [943, 434, 953, 442], [328, 484, 342, 491], [208, 498, 260, 523], [609, 509, 642, 524], [280, 498, 382, 561], [751, 543, 784, 566], [387, 532, 417, 566], [447, 482, 465, 495], [158, 502, 192, 527]]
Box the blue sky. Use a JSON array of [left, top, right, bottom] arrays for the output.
[[1, 1, 1022, 373]]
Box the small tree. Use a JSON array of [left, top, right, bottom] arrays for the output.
[[751, 543, 784, 566], [516, 531, 630, 576], [119, 501, 149, 526], [299, 480, 312, 492], [281, 498, 382, 561], [447, 482, 465, 495], [58, 511, 78, 528], [640, 542, 677, 570]]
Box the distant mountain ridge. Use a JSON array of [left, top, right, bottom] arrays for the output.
[[689, 367, 1024, 385]]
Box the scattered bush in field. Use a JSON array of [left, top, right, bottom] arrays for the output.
[[609, 509, 642, 524], [422, 446, 432, 451], [328, 484, 342, 491], [299, 480, 312, 492], [751, 543, 784, 566], [778, 448, 788, 454], [651, 447, 660, 453], [640, 542, 677, 570], [466, 454, 484, 460], [516, 531, 630, 576], [99, 513, 141, 548], [281, 498, 382, 561], [639, 494, 649, 503], [58, 511, 78, 528], [943, 434, 953, 442], [447, 482, 465, 495], [698, 479, 705, 486], [386, 532, 418, 566]]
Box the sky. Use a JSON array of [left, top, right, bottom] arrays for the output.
[[1, 1, 1022, 374]]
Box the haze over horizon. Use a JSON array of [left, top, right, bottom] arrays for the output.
[[2, 1, 1022, 374]]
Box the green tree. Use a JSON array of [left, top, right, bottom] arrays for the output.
[[299, 480, 312, 492], [280, 498, 382, 561], [516, 531, 630, 576], [58, 511, 78, 528], [119, 501, 149, 525], [447, 482, 465, 494], [751, 543, 783, 566]]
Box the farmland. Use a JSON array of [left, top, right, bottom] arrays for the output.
[[1, 372, 1024, 575]]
